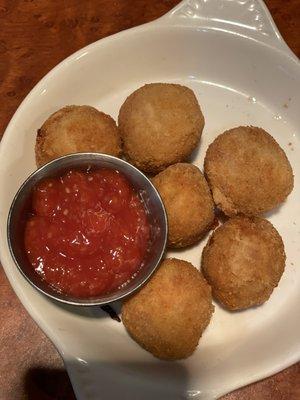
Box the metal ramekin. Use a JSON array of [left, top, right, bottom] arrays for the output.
[[7, 153, 167, 306]]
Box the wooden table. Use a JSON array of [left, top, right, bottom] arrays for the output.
[[0, 1, 299, 399]]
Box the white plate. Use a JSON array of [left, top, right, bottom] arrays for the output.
[[0, 1, 299, 399]]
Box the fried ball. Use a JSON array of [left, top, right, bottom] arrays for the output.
[[152, 163, 214, 248], [122, 258, 214, 360], [201, 216, 285, 310], [204, 126, 294, 216], [35, 105, 121, 166], [118, 83, 204, 173]]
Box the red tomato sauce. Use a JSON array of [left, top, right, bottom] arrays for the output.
[[24, 169, 150, 298]]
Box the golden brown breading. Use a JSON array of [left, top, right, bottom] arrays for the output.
[[204, 126, 294, 216], [152, 163, 214, 248], [201, 216, 285, 311], [35, 105, 121, 166], [118, 83, 204, 174], [122, 258, 214, 360]]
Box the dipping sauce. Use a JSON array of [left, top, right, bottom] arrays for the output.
[[24, 168, 150, 297]]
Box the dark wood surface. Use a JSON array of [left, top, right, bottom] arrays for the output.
[[0, 1, 299, 399]]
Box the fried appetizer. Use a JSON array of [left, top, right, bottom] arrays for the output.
[[36, 105, 121, 166], [204, 126, 293, 216], [152, 163, 214, 248], [202, 216, 285, 311], [122, 258, 214, 360], [118, 83, 204, 173]]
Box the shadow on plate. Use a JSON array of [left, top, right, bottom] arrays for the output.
[[68, 359, 189, 400], [49, 298, 123, 322], [263, 203, 285, 219], [24, 360, 189, 400], [187, 136, 203, 166]]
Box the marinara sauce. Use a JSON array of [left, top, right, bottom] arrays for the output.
[[24, 168, 150, 297]]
